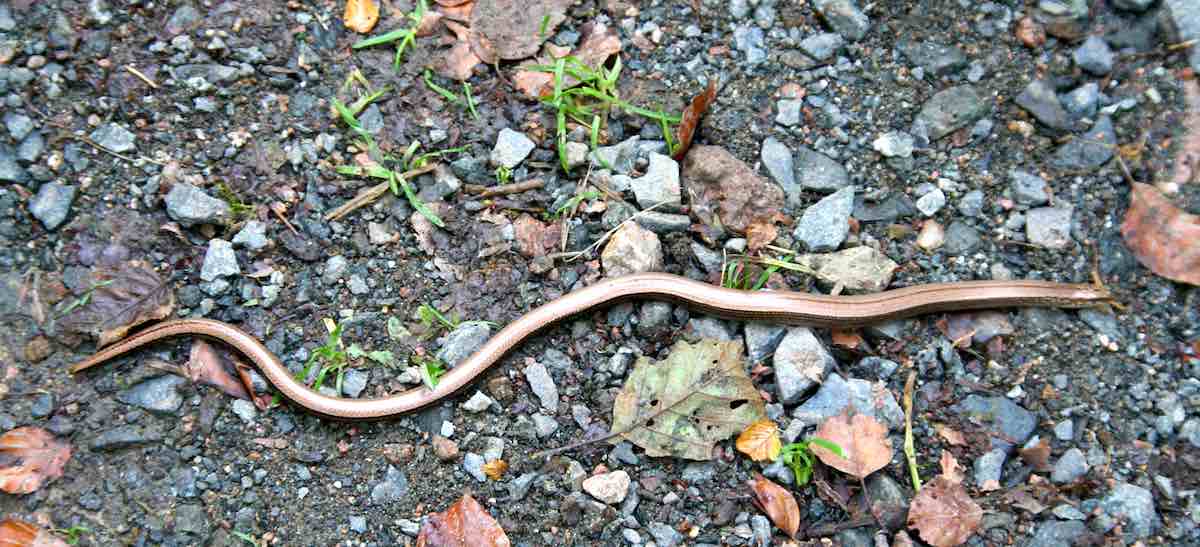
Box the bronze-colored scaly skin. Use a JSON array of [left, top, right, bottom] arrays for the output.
[[71, 273, 1111, 420]]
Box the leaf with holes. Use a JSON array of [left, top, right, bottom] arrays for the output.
[[0, 427, 73, 494], [610, 339, 766, 460]]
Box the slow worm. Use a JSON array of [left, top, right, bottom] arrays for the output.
[[71, 272, 1111, 420]]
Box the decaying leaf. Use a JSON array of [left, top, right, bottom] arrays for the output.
[[1018, 436, 1053, 472], [416, 493, 511, 547], [512, 22, 622, 97], [935, 424, 967, 446], [469, 0, 570, 62], [681, 145, 786, 234], [56, 260, 175, 348], [610, 339, 766, 460], [344, 0, 380, 33], [1120, 182, 1200, 286], [482, 459, 508, 480], [736, 419, 782, 462], [907, 476, 983, 547], [939, 451, 964, 485], [0, 427, 73, 494], [186, 340, 252, 399], [0, 519, 69, 547], [671, 79, 718, 161], [830, 328, 864, 350], [809, 411, 892, 479], [750, 475, 800, 539]]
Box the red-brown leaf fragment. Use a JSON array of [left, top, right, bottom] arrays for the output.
[[672, 79, 718, 161], [810, 411, 893, 479], [416, 493, 511, 547], [0, 518, 69, 547], [750, 475, 800, 538], [907, 476, 983, 547], [1120, 182, 1200, 286], [0, 427, 73, 494]]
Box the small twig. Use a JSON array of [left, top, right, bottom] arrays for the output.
[[903, 371, 922, 492], [800, 516, 877, 539], [324, 163, 437, 221], [269, 202, 299, 235], [463, 178, 545, 198], [124, 65, 159, 89], [61, 133, 167, 166]]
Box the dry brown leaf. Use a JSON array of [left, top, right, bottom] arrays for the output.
[[344, 0, 380, 33], [469, 0, 570, 61], [830, 328, 864, 350], [750, 475, 800, 539], [1018, 436, 1053, 472], [1120, 182, 1200, 286], [187, 340, 253, 400], [512, 214, 561, 258], [682, 145, 786, 234], [935, 424, 967, 446], [56, 260, 175, 348], [440, 41, 482, 80], [0, 518, 69, 547], [736, 419, 782, 462], [672, 79, 718, 161], [744, 215, 780, 253], [434, 0, 472, 6], [416, 493, 511, 547], [511, 22, 621, 98], [810, 411, 892, 479], [939, 451, 964, 485], [907, 476, 983, 547], [0, 427, 73, 494], [482, 459, 508, 480]]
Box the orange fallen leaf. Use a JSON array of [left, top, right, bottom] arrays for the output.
[[416, 493, 511, 547], [1120, 182, 1200, 286], [0, 427, 72, 494], [0, 518, 69, 547], [907, 476, 982, 547], [344, 0, 380, 34], [736, 419, 782, 462], [482, 459, 508, 480], [672, 79, 718, 161], [830, 328, 864, 350], [750, 474, 800, 539], [1018, 436, 1053, 472], [810, 411, 892, 479]]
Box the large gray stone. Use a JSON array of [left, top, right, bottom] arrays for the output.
[[915, 85, 989, 140]]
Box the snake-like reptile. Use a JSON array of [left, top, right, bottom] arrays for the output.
[[72, 272, 1111, 419]]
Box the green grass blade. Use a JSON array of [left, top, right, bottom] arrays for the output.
[[353, 29, 411, 49]]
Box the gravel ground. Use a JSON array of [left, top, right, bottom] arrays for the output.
[[3, 0, 1200, 545]]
